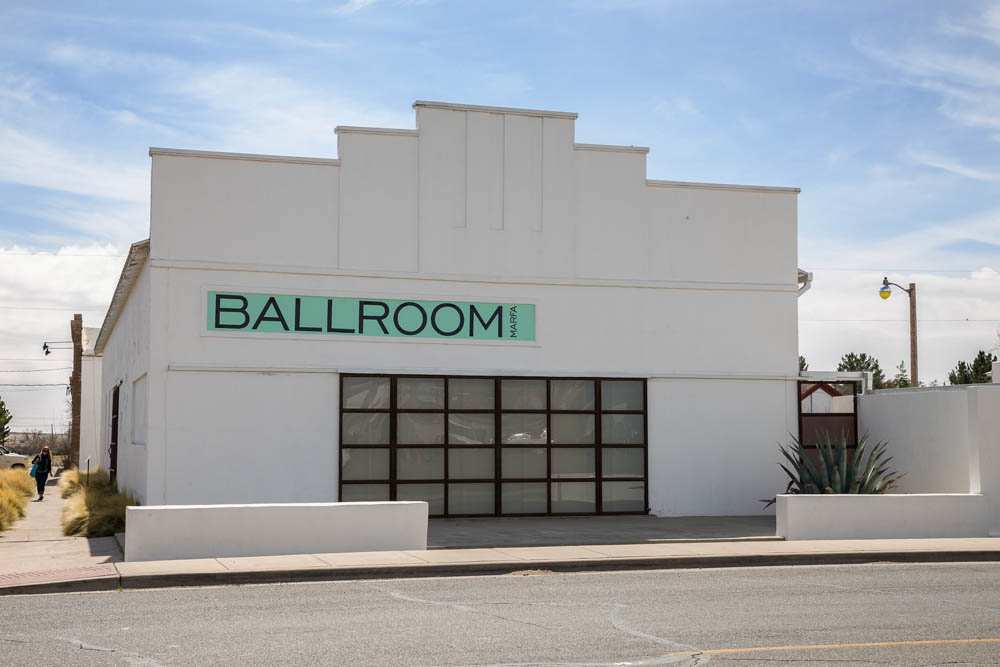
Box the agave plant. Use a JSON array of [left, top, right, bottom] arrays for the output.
[[763, 430, 902, 507]]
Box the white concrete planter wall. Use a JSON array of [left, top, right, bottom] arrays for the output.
[[776, 494, 989, 540], [124, 501, 428, 562]]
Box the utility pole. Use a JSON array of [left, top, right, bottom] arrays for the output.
[[908, 283, 918, 387]]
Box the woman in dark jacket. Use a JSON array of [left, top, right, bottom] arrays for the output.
[[31, 446, 53, 500]]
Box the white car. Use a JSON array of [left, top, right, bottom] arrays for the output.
[[0, 445, 30, 470]]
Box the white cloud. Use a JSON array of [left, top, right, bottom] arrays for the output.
[[332, 0, 379, 14], [907, 150, 1000, 182], [0, 122, 149, 202], [0, 245, 123, 431]]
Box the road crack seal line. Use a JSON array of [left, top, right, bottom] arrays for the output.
[[387, 590, 556, 630], [610, 604, 709, 665], [57, 636, 116, 652]]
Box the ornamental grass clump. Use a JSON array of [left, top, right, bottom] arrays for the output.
[[0, 468, 34, 531], [59, 467, 138, 538], [763, 431, 902, 507]]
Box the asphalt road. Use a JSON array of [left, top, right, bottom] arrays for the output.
[[2, 562, 999, 666]]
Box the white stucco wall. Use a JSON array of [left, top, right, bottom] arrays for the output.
[[99, 262, 151, 502], [79, 352, 102, 471], [109, 101, 802, 510], [857, 385, 998, 494]]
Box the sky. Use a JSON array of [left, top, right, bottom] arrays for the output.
[[1, 0, 998, 431]]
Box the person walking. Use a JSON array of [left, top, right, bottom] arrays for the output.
[[31, 446, 54, 501]]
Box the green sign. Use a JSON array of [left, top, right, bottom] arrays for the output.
[[208, 291, 535, 341]]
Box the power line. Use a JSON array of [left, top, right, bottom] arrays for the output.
[[805, 267, 995, 273], [0, 383, 68, 386], [0, 368, 72, 372], [0, 306, 107, 312], [801, 319, 999, 323], [0, 252, 126, 258]]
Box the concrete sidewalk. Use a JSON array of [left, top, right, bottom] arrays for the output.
[[3, 536, 999, 596]]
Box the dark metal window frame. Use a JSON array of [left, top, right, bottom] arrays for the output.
[[339, 374, 649, 517], [797, 380, 860, 449]]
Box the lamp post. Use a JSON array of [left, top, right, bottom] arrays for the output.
[[879, 277, 918, 386]]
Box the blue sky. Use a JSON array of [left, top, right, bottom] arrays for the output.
[[1, 0, 999, 429]]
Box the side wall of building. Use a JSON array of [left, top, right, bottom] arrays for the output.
[[78, 354, 103, 471], [99, 263, 151, 502]]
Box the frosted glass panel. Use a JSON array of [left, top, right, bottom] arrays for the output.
[[397, 377, 444, 409], [501, 414, 547, 444], [551, 482, 595, 513], [448, 448, 494, 479], [501, 482, 547, 513], [341, 448, 389, 480], [550, 414, 595, 444], [502, 448, 547, 478], [397, 448, 444, 480], [448, 413, 495, 445], [601, 380, 644, 411], [601, 414, 644, 444], [550, 380, 595, 410], [340, 484, 389, 502], [342, 376, 390, 409], [398, 483, 444, 515], [342, 413, 390, 445], [602, 481, 645, 512], [448, 483, 495, 514], [602, 448, 644, 478], [449, 378, 495, 409], [551, 448, 595, 478], [501, 379, 546, 410], [397, 413, 444, 444]]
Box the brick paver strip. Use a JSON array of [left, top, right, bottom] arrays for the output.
[[0, 563, 117, 587]]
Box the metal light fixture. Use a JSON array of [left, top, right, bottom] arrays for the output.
[[878, 277, 918, 386]]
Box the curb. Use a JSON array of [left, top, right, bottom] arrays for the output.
[[3, 549, 1000, 596]]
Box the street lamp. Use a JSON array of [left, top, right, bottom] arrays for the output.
[[879, 277, 918, 386]]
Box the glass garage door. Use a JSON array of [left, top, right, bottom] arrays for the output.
[[339, 375, 647, 517]]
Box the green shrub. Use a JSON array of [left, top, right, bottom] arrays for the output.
[[764, 431, 902, 507]]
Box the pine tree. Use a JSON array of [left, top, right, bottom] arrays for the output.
[[837, 352, 885, 389], [798, 356, 808, 372], [885, 361, 909, 388], [0, 396, 11, 448], [948, 350, 998, 385]]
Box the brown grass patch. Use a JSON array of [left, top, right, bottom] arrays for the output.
[[59, 467, 139, 538], [0, 468, 35, 532]]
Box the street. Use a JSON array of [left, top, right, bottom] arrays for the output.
[[2, 562, 999, 666]]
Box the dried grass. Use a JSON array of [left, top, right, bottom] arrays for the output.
[[59, 467, 139, 538], [0, 468, 35, 532]]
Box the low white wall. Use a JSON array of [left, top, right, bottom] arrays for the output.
[[776, 494, 989, 540], [124, 501, 428, 561]]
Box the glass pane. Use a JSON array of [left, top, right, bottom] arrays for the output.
[[551, 482, 596, 513], [602, 414, 645, 444], [397, 448, 444, 480], [397, 377, 444, 409], [448, 448, 494, 479], [342, 413, 390, 445], [550, 414, 595, 444], [397, 413, 444, 444], [448, 483, 495, 514], [501, 414, 547, 445], [501, 379, 546, 410], [602, 448, 644, 478], [502, 448, 547, 479], [800, 383, 856, 414], [342, 376, 390, 409], [449, 378, 495, 410], [601, 380, 644, 411], [341, 448, 389, 481], [448, 413, 495, 445], [397, 483, 444, 515], [341, 484, 389, 502], [602, 481, 645, 512], [550, 380, 595, 410], [551, 448, 595, 479], [501, 482, 547, 514]]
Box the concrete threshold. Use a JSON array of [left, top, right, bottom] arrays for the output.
[[3, 538, 1000, 595]]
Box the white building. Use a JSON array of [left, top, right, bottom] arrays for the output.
[[95, 100, 808, 517], [78, 326, 103, 471]]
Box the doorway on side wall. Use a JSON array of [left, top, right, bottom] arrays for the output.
[[797, 380, 860, 466], [109, 385, 119, 485]]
